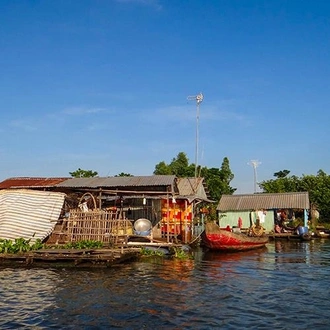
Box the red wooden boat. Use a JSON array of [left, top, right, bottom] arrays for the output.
[[202, 222, 268, 251]]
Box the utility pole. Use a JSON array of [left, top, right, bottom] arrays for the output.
[[248, 160, 261, 193], [187, 93, 204, 178]]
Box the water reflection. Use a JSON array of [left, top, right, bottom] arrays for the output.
[[1, 240, 330, 329]]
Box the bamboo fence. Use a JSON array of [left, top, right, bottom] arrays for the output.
[[66, 209, 133, 244]]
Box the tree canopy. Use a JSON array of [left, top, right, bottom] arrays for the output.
[[69, 168, 98, 178], [260, 169, 330, 221], [153, 152, 236, 201], [115, 172, 134, 177], [273, 170, 291, 178]]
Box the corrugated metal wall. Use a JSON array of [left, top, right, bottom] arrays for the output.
[[0, 189, 65, 243]]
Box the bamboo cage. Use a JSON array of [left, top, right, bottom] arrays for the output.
[[66, 209, 134, 244]]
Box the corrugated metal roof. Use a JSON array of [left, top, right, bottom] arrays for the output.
[[0, 177, 69, 189], [56, 175, 176, 189], [0, 189, 65, 243], [217, 192, 310, 211], [177, 177, 203, 195], [176, 177, 212, 202]]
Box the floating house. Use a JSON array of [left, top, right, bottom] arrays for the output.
[[216, 192, 310, 234], [0, 175, 211, 245]]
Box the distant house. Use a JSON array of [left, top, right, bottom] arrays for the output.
[[216, 192, 310, 233]]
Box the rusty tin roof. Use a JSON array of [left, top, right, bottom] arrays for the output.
[[0, 177, 69, 189], [217, 192, 310, 211]]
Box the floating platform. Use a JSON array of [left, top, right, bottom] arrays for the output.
[[0, 247, 141, 268], [268, 233, 313, 241]]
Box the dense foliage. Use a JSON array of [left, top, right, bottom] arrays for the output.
[[0, 238, 104, 254], [115, 172, 134, 177], [69, 168, 98, 178], [153, 152, 236, 202], [0, 238, 44, 253], [260, 169, 330, 221]]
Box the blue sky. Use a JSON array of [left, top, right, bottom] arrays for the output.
[[1, 0, 329, 194]]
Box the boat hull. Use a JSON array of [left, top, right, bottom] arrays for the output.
[[202, 222, 268, 251]]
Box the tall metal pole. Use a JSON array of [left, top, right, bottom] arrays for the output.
[[248, 160, 261, 193], [187, 93, 203, 178]]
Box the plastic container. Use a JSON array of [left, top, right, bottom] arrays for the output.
[[297, 226, 308, 236], [232, 227, 241, 234]]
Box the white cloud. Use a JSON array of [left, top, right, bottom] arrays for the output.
[[9, 120, 37, 132], [62, 107, 106, 116], [141, 103, 249, 125]]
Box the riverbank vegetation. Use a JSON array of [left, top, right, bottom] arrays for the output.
[[0, 238, 104, 254], [140, 246, 193, 260], [0, 238, 44, 253], [0, 238, 193, 261]]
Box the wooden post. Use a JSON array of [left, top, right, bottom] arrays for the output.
[[166, 193, 170, 243], [184, 199, 188, 243], [98, 189, 102, 210], [173, 197, 177, 243]]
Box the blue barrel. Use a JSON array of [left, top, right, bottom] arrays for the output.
[[297, 226, 308, 236]]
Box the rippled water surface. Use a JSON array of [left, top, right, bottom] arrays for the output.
[[1, 239, 330, 329]]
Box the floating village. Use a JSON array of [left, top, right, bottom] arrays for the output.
[[0, 174, 328, 268]]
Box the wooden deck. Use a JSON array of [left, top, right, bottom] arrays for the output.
[[268, 232, 312, 240], [0, 247, 141, 268]]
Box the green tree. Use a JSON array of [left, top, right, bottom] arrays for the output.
[[154, 152, 194, 177], [260, 175, 300, 193], [69, 168, 98, 178], [169, 152, 194, 177], [219, 157, 235, 192], [154, 152, 236, 202], [274, 170, 291, 178], [201, 157, 236, 201], [260, 169, 330, 221], [153, 161, 173, 175], [115, 172, 134, 177]]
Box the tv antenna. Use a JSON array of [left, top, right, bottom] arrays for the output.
[[248, 160, 261, 193], [187, 92, 204, 178]]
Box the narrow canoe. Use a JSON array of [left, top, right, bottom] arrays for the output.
[[202, 222, 268, 251]]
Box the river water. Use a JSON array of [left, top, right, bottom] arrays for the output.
[[1, 239, 330, 329]]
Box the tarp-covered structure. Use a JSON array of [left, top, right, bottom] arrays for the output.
[[0, 189, 65, 243]]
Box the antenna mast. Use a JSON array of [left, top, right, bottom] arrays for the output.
[[187, 92, 204, 178], [248, 160, 261, 193]]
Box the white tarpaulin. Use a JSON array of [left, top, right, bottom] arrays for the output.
[[0, 189, 65, 243]]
